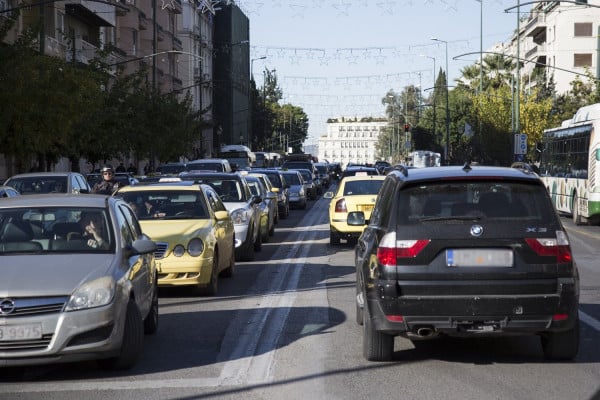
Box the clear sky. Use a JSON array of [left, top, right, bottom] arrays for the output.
[[242, 0, 530, 145]]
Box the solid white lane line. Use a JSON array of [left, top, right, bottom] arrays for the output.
[[579, 310, 600, 331]]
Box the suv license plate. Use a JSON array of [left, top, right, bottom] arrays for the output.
[[0, 323, 43, 341], [447, 249, 513, 267]]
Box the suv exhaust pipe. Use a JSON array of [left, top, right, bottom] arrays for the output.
[[415, 326, 436, 337]]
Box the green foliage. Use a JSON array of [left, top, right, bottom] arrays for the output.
[[254, 68, 308, 152], [0, 30, 204, 172]]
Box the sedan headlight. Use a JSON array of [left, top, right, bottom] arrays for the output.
[[188, 238, 204, 257], [173, 244, 185, 257], [66, 276, 115, 311], [230, 208, 250, 224]]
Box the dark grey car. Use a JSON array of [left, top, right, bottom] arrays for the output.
[[5, 172, 91, 195], [353, 163, 580, 362], [0, 194, 158, 369]]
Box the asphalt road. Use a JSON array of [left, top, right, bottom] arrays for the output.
[[1, 188, 599, 400]]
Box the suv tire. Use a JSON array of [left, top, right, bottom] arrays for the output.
[[363, 307, 394, 361], [541, 319, 580, 361]]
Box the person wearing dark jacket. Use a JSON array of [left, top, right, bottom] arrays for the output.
[[92, 166, 120, 195]]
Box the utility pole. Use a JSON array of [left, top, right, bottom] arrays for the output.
[[152, 0, 157, 89]]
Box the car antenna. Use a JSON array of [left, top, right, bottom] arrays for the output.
[[463, 160, 472, 171]]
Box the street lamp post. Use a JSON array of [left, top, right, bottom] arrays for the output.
[[431, 37, 449, 164], [388, 95, 396, 162], [420, 54, 436, 149], [251, 56, 266, 78]]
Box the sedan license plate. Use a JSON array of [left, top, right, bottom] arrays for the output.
[[357, 204, 374, 212], [446, 249, 513, 267], [0, 323, 42, 341]]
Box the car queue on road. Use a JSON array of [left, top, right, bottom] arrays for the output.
[[0, 157, 586, 373]]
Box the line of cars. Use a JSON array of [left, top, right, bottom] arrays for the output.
[[0, 166, 274, 369], [0, 160, 331, 369]]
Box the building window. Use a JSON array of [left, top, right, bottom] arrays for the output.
[[574, 22, 593, 37], [574, 53, 592, 68]]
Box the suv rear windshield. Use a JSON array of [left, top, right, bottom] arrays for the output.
[[396, 180, 556, 225]]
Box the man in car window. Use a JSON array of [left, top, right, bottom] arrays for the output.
[[92, 166, 120, 195]]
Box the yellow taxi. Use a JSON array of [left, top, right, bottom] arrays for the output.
[[116, 181, 235, 295], [324, 174, 385, 245]]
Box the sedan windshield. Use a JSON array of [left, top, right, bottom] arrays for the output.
[[6, 177, 68, 194], [119, 190, 210, 220], [0, 207, 113, 253]]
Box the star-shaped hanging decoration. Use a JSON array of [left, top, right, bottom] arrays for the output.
[[161, 0, 176, 10]]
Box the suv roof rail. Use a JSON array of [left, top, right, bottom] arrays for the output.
[[394, 164, 409, 177], [510, 162, 539, 175]]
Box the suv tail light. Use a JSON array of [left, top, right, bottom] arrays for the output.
[[377, 233, 430, 265], [334, 199, 347, 212], [524, 231, 572, 264]]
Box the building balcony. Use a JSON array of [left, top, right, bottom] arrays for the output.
[[523, 12, 546, 44], [173, 36, 183, 51], [138, 11, 149, 31], [65, 37, 98, 65], [64, 1, 115, 27], [45, 36, 68, 59], [525, 43, 546, 59], [157, 25, 165, 42], [172, 76, 183, 91]]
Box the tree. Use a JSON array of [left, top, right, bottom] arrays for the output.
[[0, 26, 105, 172]]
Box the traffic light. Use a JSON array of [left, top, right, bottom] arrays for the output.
[[404, 123, 410, 132]]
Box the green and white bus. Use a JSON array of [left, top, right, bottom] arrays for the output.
[[538, 103, 600, 225]]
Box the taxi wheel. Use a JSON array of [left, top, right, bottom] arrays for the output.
[[197, 256, 218, 296], [269, 221, 275, 236], [220, 242, 235, 278], [330, 231, 340, 246]]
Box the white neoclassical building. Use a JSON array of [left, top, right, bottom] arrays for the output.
[[317, 118, 387, 169]]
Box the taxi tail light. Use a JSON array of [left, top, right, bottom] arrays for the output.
[[335, 198, 347, 212], [524, 231, 572, 264]]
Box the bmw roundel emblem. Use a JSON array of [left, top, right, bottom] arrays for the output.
[[0, 299, 16, 315], [470, 225, 484, 237]]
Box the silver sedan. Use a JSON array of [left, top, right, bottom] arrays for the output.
[[0, 194, 158, 369]]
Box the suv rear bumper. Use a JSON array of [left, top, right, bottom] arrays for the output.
[[366, 279, 579, 336]]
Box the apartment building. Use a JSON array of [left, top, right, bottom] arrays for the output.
[[506, 0, 600, 94], [0, 0, 232, 174], [318, 119, 387, 169]]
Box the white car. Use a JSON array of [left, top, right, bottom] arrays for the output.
[[245, 174, 276, 242], [179, 172, 262, 261]]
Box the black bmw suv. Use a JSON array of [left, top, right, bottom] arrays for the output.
[[353, 163, 580, 362]]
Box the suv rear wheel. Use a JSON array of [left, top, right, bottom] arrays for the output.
[[541, 319, 580, 361], [363, 306, 394, 361]]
